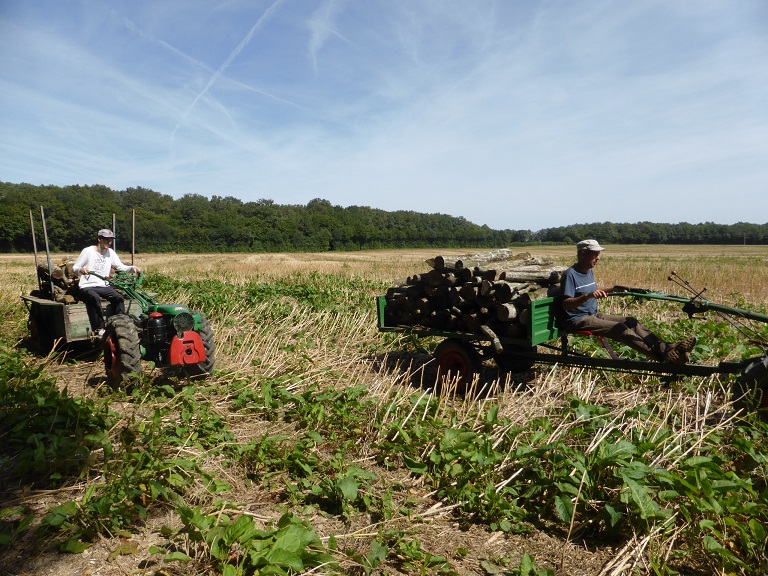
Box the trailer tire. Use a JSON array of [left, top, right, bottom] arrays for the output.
[[183, 312, 216, 379], [28, 310, 54, 354], [733, 356, 768, 422], [434, 339, 480, 393], [103, 315, 142, 386], [494, 346, 537, 373]]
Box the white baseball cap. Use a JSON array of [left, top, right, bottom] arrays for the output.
[[576, 239, 605, 252]]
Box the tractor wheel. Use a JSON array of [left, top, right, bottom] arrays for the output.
[[183, 312, 216, 379], [103, 315, 142, 386], [434, 339, 480, 394], [733, 356, 768, 423], [494, 346, 537, 373]]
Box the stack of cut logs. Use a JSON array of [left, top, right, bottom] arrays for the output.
[[383, 250, 566, 339], [35, 258, 79, 303]]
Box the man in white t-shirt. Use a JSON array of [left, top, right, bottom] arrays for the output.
[[73, 229, 141, 337]]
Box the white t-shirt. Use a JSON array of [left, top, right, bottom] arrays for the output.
[[73, 246, 134, 288]]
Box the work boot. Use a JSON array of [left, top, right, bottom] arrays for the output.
[[664, 347, 689, 365], [677, 336, 697, 352], [663, 337, 696, 364]]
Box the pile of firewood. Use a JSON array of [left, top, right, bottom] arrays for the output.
[[34, 258, 79, 303], [383, 251, 566, 339]]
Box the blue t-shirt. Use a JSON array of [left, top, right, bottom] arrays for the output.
[[560, 266, 598, 326]]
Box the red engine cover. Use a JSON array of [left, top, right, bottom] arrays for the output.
[[168, 331, 206, 366]]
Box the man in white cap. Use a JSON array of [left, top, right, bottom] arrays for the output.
[[559, 239, 696, 364], [73, 229, 141, 337]]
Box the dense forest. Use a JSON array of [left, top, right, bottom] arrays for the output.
[[1, 181, 766, 252]]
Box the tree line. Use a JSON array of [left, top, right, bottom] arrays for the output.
[[1, 182, 765, 253]]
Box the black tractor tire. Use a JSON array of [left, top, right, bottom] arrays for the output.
[[184, 312, 216, 379], [494, 346, 537, 373], [28, 309, 55, 354], [733, 356, 768, 422], [434, 339, 481, 393], [103, 315, 142, 386]]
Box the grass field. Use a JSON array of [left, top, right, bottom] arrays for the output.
[[1, 246, 767, 576]]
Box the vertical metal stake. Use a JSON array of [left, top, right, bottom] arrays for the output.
[[132, 209, 135, 266], [40, 206, 55, 301], [30, 209, 42, 291]]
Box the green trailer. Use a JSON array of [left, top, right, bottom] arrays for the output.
[[376, 289, 768, 419], [21, 294, 140, 352]]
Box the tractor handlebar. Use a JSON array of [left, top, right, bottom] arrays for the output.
[[609, 288, 768, 324], [88, 270, 144, 289]]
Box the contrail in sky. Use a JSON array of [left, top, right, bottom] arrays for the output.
[[170, 0, 289, 145]]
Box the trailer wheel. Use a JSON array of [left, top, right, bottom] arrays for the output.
[[494, 346, 537, 373], [28, 310, 54, 354], [733, 356, 768, 422], [103, 315, 142, 386], [183, 312, 216, 379], [434, 339, 480, 392]]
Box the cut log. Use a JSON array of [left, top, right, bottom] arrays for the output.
[[460, 282, 478, 301], [384, 252, 565, 342], [426, 255, 465, 270], [500, 266, 566, 285], [427, 269, 459, 287], [481, 325, 503, 354], [454, 249, 533, 268], [496, 302, 520, 322], [493, 281, 529, 303]]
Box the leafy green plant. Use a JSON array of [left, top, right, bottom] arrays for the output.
[[308, 453, 378, 520], [0, 348, 113, 488], [165, 508, 336, 575], [0, 507, 34, 547], [481, 553, 553, 575]]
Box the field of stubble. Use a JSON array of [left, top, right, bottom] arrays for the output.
[[1, 246, 767, 576]]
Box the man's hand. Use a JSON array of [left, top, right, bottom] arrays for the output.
[[591, 289, 609, 300]]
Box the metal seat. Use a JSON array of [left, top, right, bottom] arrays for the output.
[[560, 331, 620, 360]]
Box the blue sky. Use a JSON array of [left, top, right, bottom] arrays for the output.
[[1, 1, 766, 231]]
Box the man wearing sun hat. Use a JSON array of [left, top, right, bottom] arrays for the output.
[[559, 239, 696, 364], [73, 228, 141, 338]]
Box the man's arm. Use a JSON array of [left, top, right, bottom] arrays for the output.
[[562, 289, 610, 310], [73, 247, 92, 276], [111, 251, 140, 274]]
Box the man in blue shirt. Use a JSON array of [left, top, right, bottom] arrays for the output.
[[560, 239, 695, 364]]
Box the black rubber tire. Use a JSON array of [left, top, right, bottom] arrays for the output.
[[28, 310, 54, 354], [494, 346, 537, 373], [183, 312, 216, 379], [733, 356, 768, 422], [434, 339, 481, 392], [103, 315, 142, 386]]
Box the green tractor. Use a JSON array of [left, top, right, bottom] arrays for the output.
[[96, 271, 215, 384], [22, 207, 215, 384], [24, 269, 216, 385]]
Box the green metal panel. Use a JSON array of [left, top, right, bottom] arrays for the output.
[[528, 297, 560, 346], [149, 303, 191, 316], [377, 296, 387, 329], [63, 303, 91, 341]]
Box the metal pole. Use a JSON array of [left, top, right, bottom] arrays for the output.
[[40, 206, 55, 300], [132, 209, 135, 266], [112, 212, 117, 252], [29, 209, 42, 291]]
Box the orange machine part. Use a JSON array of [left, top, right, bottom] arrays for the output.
[[168, 331, 206, 366]]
